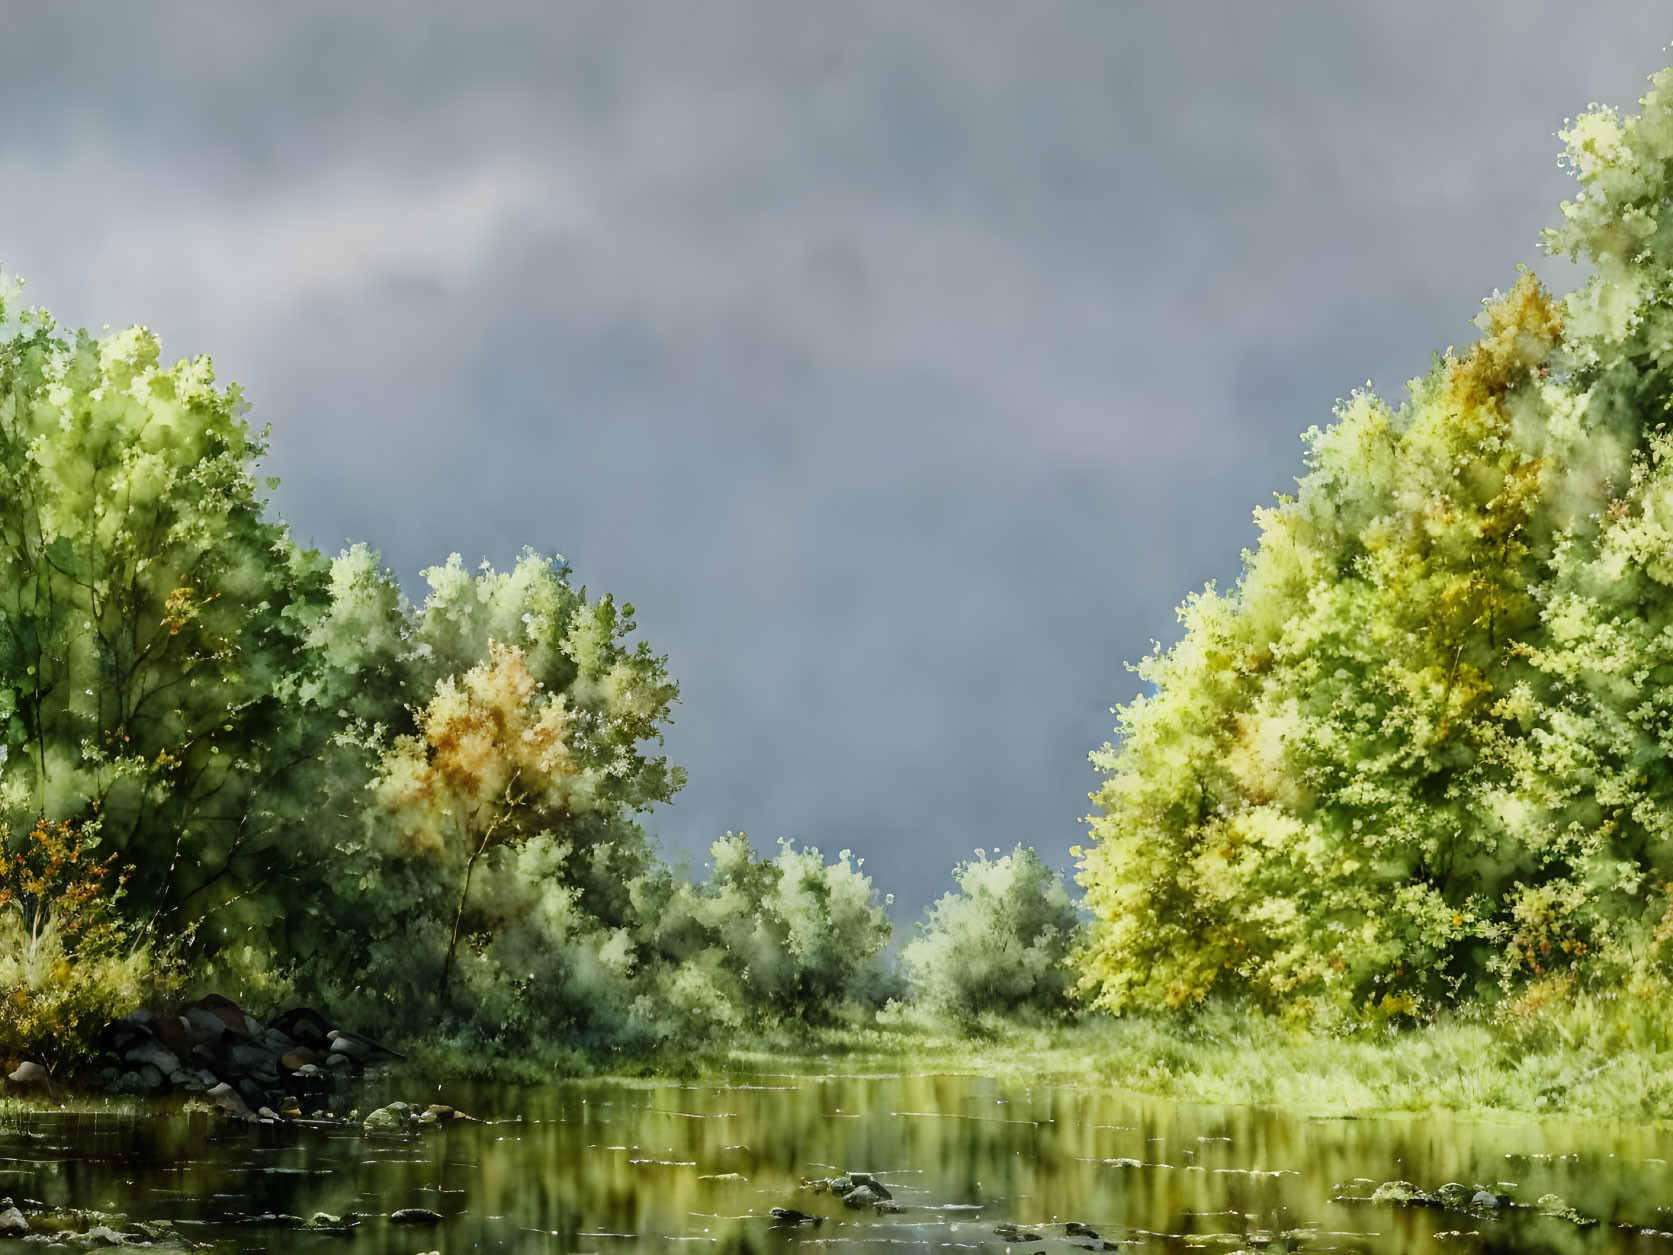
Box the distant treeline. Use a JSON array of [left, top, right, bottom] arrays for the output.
[[0, 276, 1080, 1068]]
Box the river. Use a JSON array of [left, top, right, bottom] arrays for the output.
[[2, 1069, 1668, 1252]]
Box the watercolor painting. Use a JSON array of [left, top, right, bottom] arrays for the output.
[[2, 5, 1673, 1251]]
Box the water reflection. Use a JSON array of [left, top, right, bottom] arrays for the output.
[[0, 1072, 1670, 1252]]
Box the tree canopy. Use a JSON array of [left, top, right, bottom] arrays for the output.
[[0, 271, 911, 1059], [1077, 66, 1673, 1022]]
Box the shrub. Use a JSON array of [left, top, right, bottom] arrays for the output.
[[704, 833, 896, 1022], [902, 845, 1080, 1022], [0, 820, 175, 1070]]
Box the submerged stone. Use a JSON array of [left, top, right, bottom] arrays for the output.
[[1436, 1182, 1473, 1209], [389, 1208, 443, 1225], [843, 1183, 888, 1208], [1535, 1194, 1597, 1226], [768, 1208, 822, 1226], [363, 1104, 411, 1135], [1371, 1180, 1435, 1205]]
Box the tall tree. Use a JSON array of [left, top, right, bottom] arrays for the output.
[[0, 277, 341, 946], [1077, 67, 1673, 1020]]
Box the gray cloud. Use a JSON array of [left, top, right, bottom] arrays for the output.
[[0, 2, 1668, 914]]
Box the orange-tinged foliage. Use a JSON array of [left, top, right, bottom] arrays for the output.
[[387, 641, 576, 858], [0, 820, 173, 1069], [1444, 273, 1563, 417]]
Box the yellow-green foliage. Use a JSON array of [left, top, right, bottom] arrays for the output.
[[1078, 66, 1673, 1022], [0, 820, 173, 1069]]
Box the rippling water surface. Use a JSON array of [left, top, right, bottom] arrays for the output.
[[4, 1071, 1672, 1252]]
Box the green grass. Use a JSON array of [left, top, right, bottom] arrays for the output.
[[389, 993, 1673, 1125]]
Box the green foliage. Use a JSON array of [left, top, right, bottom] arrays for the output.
[[657, 833, 897, 1024], [1077, 66, 1673, 1023], [0, 269, 994, 1058], [278, 551, 686, 1033], [0, 276, 351, 956], [901, 845, 1080, 1023], [0, 819, 176, 1069]]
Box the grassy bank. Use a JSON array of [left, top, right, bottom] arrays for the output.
[[390, 993, 1673, 1126]]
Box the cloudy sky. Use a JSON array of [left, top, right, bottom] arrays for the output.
[[2, 4, 1669, 917]]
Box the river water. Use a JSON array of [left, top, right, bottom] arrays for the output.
[[4, 1070, 1671, 1252]]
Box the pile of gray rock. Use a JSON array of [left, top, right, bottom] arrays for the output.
[[801, 1172, 904, 1213], [101, 995, 404, 1112]]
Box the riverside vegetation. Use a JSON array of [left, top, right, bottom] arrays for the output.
[[8, 66, 1673, 1130]]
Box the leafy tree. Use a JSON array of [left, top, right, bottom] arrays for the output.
[[296, 551, 684, 1034], [1077, 66, 1673, 1022], [902, 845, 1080, 1022], [672, 832, 896, 1022], [0, 277, 345, 953]]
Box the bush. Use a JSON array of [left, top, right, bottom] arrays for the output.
[[698, 833, 896, 1022], [0, 820, 176, 1070], [902, 845, 1080, 1022]]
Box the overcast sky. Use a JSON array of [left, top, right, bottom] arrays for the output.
[[2, 4, 1669, 918]]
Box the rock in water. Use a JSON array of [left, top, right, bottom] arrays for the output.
[[1371, 1180, 1435, 1205], [1435, 1182, 1478, 1209], [844, 1172, 892, 1199], [768, 1208, 822, 1226], [390, 1208, 443, 1225], [363, 1103, 411, 1135], [843, 1183, 888, 1209], [206, 1081, 254, 1119], [994, 1224, 1044, 1242], [1535, 1194, 1597, 1226], [0, 1205, 27, 1236]]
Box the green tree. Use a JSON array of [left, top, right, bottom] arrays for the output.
[[0, 277, 347, 955], [297, 551, 685, 1035], [1077, 66, 1673, 1022], [902, 845, 1079, 1022]]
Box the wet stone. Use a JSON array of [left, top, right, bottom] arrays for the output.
[[843, 1182, 889, 1208], [363, 1104, 410, 1136], [1535, 1194, 1597, 1226], [389, 1208, 443, 1226], [1371, 1179, 1436, 1206], [0, 1206, 27, 1237], [73, 1228, 127, 1248], [1436, 1182, 1476, 1209], [769, 1208, 822, 1226]]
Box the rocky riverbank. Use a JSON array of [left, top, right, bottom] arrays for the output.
[[97, 994, 404, 1114]]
